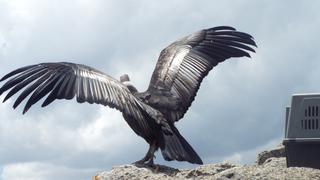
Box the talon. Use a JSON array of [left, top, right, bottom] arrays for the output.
[[145, 158, 154, 167], [133, 141, 157, 167], [133, 159, 145, 166]]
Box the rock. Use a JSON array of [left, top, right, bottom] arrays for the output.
[[94, 162, 240, 180], [256, 144, 285, 165], [94, 164, 180, 180], [94, 144, 320, 180], [215, 158, 320, 180]]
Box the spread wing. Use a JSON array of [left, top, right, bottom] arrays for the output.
[[0, 62, 172, 133], [147, 26, 257, 122]]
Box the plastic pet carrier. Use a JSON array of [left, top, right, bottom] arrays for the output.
[[283, 93, 320, 168]]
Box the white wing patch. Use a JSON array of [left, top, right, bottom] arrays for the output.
[[164, 46, 190, 87]]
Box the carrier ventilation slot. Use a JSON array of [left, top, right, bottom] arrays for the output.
[[301, 119, 319, 130], [304, 106, 319, 117]]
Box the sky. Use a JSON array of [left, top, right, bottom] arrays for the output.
[[0, 0, 319, 179]]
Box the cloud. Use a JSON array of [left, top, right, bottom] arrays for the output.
[[1, 0, 320, 179], [1, 162, 97, 180]]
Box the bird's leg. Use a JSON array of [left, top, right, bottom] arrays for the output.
[[145, 144, 157, 166], [134, 141, 157, 166]]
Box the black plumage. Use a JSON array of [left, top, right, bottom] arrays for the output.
[[0, 26, 256, 165]]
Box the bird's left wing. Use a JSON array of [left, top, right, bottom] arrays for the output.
[[0, 62, 171, 132]]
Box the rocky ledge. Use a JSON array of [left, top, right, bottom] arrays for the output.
[[94, 145, 320, 180]]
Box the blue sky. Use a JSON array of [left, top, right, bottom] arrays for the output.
[[0, 0, 319, 179]]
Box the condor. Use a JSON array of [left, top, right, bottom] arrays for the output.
[[0, 26, 256, 165]]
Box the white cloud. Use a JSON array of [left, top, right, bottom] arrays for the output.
[[220, 137, 283, 164], [1, 162, 97, 180], [77, 107, 139, 153]]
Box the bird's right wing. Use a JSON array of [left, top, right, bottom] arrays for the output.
[[146, 26, 256, 122], [0, 62, 171, 133]]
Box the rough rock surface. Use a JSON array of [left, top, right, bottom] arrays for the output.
[[256, 144, 285, 165], [94, 145, 320, 180]]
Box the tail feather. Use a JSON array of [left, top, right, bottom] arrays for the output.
[[160, 126, 203, 164]]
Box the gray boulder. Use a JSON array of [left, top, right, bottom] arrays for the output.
[[256, 144, 285, 165], [94, 145, 320, 180]]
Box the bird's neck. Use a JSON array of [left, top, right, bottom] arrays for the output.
[[123, 81, 139, 94]]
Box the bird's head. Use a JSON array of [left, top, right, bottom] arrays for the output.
[[120, 74, 138, 93], [120, 74, 130, 83]]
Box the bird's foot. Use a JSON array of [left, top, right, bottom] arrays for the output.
[[133, 156, 156, 168], [133, 159, 146, 166], [145, 158, 154, 167]]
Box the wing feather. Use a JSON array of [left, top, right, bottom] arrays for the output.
[[13, 72, 52, 109], [0, 65, 38, 82], [3, 69, 48, 102], [24, 73, 60, 113]]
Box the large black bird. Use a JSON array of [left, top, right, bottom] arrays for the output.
[[0, 26, 256, 165]]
